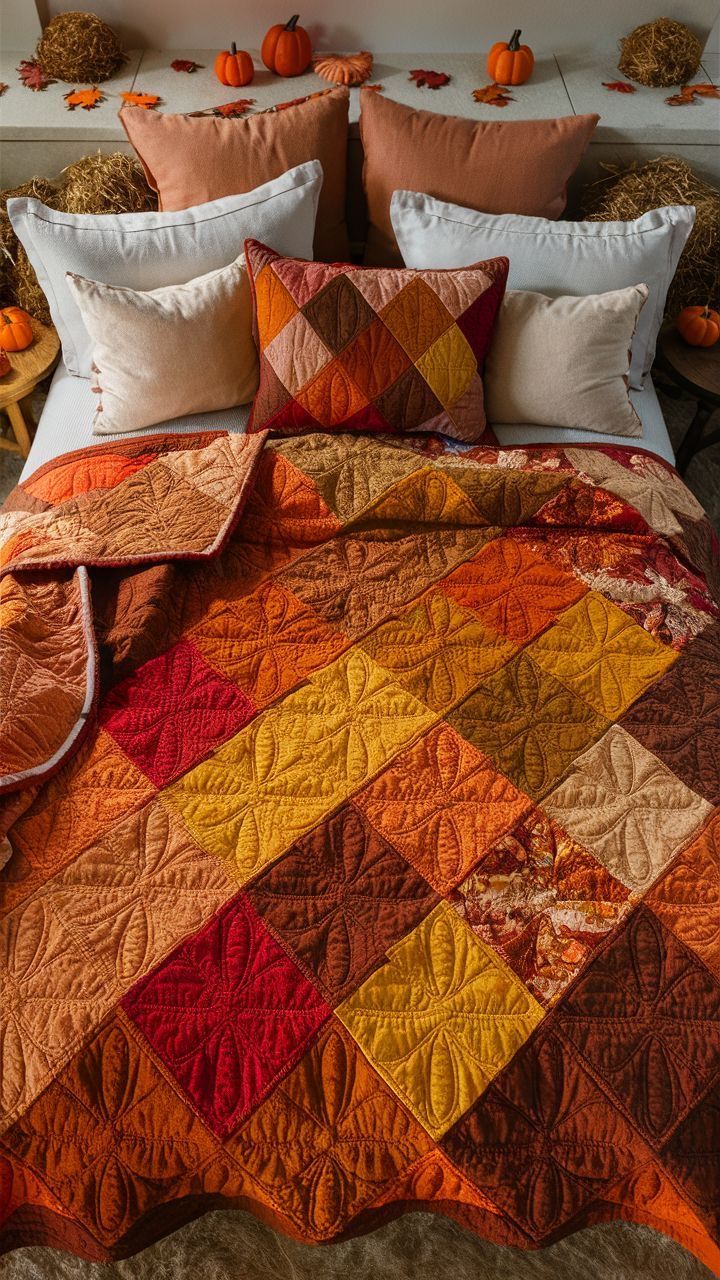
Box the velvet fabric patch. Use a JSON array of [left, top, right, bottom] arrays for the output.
[[245, 239, 508, 443]]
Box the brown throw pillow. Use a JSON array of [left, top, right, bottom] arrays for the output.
[[359, 90, 599, 265], [120, 88, 350, 263]]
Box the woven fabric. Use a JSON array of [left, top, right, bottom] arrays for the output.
[[245, 240, 507, 443]]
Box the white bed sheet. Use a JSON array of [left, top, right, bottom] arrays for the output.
[[20, 365, 675, 481]]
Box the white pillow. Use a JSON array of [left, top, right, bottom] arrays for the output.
[[66, 253, 256, 435], [485, 286, 647, 438], [390, 190, 695, 390], [9, 160, 322, 378]]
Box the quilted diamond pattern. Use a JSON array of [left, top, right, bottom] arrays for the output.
[[122, 894, 331, 1139], [451, 806, 631, 1005], [245, 240, 507, 442], [248, 804, 438, 1005], [338, 901, 544, 1138], [2, 425, 720, 1267]]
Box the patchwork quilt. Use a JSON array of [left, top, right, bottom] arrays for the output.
[[0, 428, 719, 1270]]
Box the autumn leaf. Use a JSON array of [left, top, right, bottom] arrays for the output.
[[409, 68, 451, 89], [365, 83, 384, 92], [214, 98, 255, 116], [0, 83, 7, 96], [602, 80, 636, 93], [64, 86, 104, 111], [171, 59, 202, 72], [17, 59, 54, 91], [120, 91, 161, 110], [473, 82, 514, 106], [666, 82, 720, 105]]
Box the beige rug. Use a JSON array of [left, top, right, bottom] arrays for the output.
[[1, 389, 718, 1280]]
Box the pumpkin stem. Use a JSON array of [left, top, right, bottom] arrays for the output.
[[230, 41, 237, 55], [508, 29, 522, 50], [286, 14, 300, 30]]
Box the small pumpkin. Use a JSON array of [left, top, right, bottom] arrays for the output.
[[313, 51, 373, 86], [261, 15, 312, 77], [214, 42, 255, 87], [0, 348, 10, 377], [676, 305, 720, 347], [0, 307, 33, 353], [486, 29, 534, 85]]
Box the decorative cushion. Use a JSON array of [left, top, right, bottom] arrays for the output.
[[9, 162, 322, 378], [484, 286, 649, 437], [66, 253, 258, 435], [244, 239, 508, 442], [120, 88, 350, 263], [391, 191, 696, 390], [359, 90, 599, 265]]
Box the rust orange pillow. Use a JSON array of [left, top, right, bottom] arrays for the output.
[[245, 239, 508, 442]]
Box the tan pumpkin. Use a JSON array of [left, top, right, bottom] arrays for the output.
[[0, 307, 33, 352], [676, 305, 720, 347], [313, 51, 373, 86], [261, 15, 312, 77], [214, 42, 255, 87], [486, 29, 535, 85]]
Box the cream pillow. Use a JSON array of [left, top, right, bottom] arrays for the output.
[[66, 254, 256, 435], [485, 285, 648, 437]]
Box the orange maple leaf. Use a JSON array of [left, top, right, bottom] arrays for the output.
[[64, 86, 104, 110], [121, 92, 161, 110], [473, 83, 514, 106]]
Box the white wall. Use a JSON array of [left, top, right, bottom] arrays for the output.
[[34, 0, 719, 53]]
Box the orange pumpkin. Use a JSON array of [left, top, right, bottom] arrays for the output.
[[261, 15, 312, 77], [676, 305, 720, 347], [0, 307, 33, 352], [486, 29, 534, 85], [214, 42, 255, 87]]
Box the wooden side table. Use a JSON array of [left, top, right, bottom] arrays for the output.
[[0, 318, 60, 459], [656, 326, 720, 475]]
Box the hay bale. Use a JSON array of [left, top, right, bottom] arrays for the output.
[[61, 152, 157, 215], [35, 11, 124, 84], [0, 177, 62, 322], [582, 156, 720, 315], [618, 17, 702, 87]]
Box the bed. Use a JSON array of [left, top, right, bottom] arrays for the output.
[[20, 363, 677, 480], [2, 405, 719, 1273]]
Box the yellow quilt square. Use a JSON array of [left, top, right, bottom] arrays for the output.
[[338, 901, 544, 1139]]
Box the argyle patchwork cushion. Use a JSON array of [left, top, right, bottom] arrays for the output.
[[245, 238, 508, 442]]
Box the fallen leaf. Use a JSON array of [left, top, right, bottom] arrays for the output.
[[666, 81, 720, 105], [171, 58, 202, 72], [64, 86, 104, 111], [0, 84, 7, 96], [121, 91, 161, 109], [409, 68, 451, 89], [17, 59, 54, 91], [602, 80, 636, 93], [365, 83, 384, 92], [473, 82, 514, 106], [213, 98, 255, 116]]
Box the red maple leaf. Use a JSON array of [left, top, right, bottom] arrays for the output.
[[17, 59, 54, 91], [171, 58, 202, 72], [409, 68, 451, 89], [685, 81, 720, 98], [602, 80, 636, 93]]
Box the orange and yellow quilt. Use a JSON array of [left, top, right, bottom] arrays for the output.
[[0, 428, 719, 1270]]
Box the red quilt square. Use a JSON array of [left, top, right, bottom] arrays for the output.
[[122, 894, 332, 1139], [99, 638, 256, 787]]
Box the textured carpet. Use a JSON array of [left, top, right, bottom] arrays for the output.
[[0, 388, 718, 1280]]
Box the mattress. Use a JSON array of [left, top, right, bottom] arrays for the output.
[[20, 364, 675, 482]]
